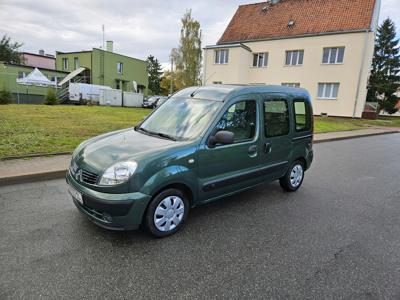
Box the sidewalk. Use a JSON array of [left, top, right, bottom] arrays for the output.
[[0, 127, 399, 186]]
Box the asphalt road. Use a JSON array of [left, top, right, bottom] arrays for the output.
[[1, 134, 400, 299]]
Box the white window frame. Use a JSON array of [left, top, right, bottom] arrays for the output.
[[318, 83, 340, 99], [322, 47, 345, 64], [62, 58, 68, 70], [252, 52, 268, 67], [214, 49, 229, 64], [117, 62, 123, 74], [282, 82, 300, 88], [285, 50, 304, 66]]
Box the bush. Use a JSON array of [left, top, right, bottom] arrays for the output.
[[44, 88, 58, 105], [0, 88, 12, 104]]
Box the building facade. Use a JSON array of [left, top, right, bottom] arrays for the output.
[[0, 62, 68, 103], [55, 42, 148, 94], [203, 0, 380, 118], [21, 51, 56, 70]]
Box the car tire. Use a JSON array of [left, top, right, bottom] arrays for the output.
[[144, 188, 189, 238], [279, 160, 305, 192]]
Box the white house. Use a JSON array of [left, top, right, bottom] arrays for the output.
[[203, 0, 381, 118]]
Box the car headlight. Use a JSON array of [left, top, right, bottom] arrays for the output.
[[99, 161, 138, 186]]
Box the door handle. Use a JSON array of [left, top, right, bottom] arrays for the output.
[[264, 143, 272, 153], [248, 145, 258, 155]]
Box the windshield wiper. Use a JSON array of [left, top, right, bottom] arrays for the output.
[[136, 127, 177, 141]]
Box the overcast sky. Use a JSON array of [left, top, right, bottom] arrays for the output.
[[0, 0, 399, 69]]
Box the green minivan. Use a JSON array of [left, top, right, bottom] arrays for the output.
[[66, 85, 313, 237]]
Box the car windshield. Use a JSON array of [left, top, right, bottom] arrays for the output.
[[137, 97, 221, 140]]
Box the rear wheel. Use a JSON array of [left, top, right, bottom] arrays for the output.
[[279, 160, 305, 192], [144, 188, 189, 237]]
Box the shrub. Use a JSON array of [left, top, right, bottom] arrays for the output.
[[44, 88, 58, 105], [0, 87, 12, 104]]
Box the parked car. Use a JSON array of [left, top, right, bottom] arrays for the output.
[[142, 96, 161, 108], [155, 96, 168, 107], [67, 85, 314, 237]]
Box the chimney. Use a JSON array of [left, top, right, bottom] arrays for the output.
[[106, 41, 113, 52], [39, 49, 45, 56]]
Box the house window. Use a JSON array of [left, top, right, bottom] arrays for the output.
[[264, 99, 290, 137], [282, 83, 300, 88], [318, 83, 340, 99], [252, 53, 268, 67], [214, 50, 229, 64], [62, 58, 68, 70], [322, 47, 345, 64], [117, 62, 123, 74], [213, 81, 222, 84], [17, 72, 26, 79], [293, 98, 312, 132], [74, 57, 80, 69], [285, 50, 304, 66]]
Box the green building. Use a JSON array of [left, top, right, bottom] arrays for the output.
[[0, 62, 68, 104], [55, 41, 148, 94]]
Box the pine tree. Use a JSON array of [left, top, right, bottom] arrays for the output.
[[0, 35, 24, 64], [367, 18, 400, 114], [171, 10, 202, 88], [146, 55, 163, 95]]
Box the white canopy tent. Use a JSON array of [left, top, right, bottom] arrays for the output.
[[17, 68, 56, 87]]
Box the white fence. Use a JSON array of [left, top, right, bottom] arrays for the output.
[[99, 89, 144, 107]]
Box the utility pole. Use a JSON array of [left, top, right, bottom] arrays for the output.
[[170, 57, 173, 96]]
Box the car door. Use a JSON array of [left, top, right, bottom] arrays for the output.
[[259, 93, 293, 180], [197, 96, 261, 202]]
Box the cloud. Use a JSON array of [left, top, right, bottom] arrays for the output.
[[0, 0, 398, 66]]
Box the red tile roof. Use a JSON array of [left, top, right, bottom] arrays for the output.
[[218, 0, 376, 44]]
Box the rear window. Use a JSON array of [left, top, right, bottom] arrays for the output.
[[293, 99, 312, 132]]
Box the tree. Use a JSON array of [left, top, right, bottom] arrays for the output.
[[0, 87, 12, 104], [0, 35, 24, 64], [44, 88, 58, 105], [367, 18, 400, 114], [171, 10, 202, 88], [146, 55, 163, 95], [160, 70, 179, 95]]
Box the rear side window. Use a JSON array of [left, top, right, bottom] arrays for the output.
[[215, 100, 257, 143], [293, 99, 312, 132], [264, 99, 290, 137]]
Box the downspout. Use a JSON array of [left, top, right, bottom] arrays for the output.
[[353, 29, 370, 118], [202, 48, 207, 85]]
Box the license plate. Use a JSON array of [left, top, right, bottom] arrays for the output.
[[68, 185, 83, 205]]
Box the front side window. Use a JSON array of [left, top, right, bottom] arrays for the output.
[[282, 83, 300, 88], [139, 97, 222, 140], [285, 50, 304, 66], [214, 50, 229, 64], [117, 62, 123, 74], [74, 57, 80, 69], [215, 100, 257, 143], [62, 58, 68, 70], [18, 72, 26, 79], [294, 99, 312, 132], [322, 47, 345, 64], [264, 99, 290, 137], [318, 83, 340, 99], [252, 52, 268, 67]]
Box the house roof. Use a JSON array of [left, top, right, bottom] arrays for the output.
[[218, 0, 377, 44]]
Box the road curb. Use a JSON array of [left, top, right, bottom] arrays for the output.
[[0, 130, 398, 187], [313, 130, 399, 144]]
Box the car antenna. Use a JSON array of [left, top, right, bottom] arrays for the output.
[[190, 87, 201, 97]]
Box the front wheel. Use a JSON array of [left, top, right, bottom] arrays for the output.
[[279, 160, 305, 192], [144, 188, 189, 238]]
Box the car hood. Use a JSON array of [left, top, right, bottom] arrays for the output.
[[74, 128, 179, 173]]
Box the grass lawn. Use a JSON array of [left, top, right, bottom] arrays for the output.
[[0, 104, 399, 159], [0, 105, 149, 159]]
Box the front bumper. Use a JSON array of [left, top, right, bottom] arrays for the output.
[[66, 171, 151, 230]]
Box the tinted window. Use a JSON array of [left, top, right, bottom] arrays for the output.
[[294, 99, 312, 132], [264, 99, 290, 137], [215, 100, 257, 143]]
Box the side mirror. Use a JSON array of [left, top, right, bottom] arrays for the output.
[[208, 130, 235, 148]]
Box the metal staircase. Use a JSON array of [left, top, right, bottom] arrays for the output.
[[57, 76, 85, 104]]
